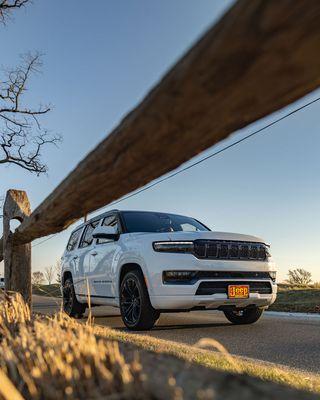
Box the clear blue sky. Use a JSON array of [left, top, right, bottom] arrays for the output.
[[1, 0, 320, 282]]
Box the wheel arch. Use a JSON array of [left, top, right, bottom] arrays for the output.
[[62, 270, 73, 285], [118, 262, 144, 291]]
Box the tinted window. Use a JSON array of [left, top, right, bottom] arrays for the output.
[[97, 215, 119, 244], [79, 220, 99, 248], [67, 228, 82, 252], [122, 212, 209, 233]]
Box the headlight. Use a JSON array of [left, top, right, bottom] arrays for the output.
[[163, 270, 197, 283], [269, 271, 276, 282], [265, 246, 271, 258], [153, 241, 194, 253]]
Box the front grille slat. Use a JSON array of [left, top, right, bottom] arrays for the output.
[[240, 244, 249, 259], [194, 242, 206, 258], [194, 240, 267, 261], [196, 281, 272, 296], [229, 244, 239, 259], [249, 245, 258, 259], [219, 244, 229, 258], [207, 242, 217, 258]]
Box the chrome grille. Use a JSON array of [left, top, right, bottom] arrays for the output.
[[194, 240, 268, 261]]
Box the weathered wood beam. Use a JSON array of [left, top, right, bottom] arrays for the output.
[[0, 238, 3, 262], [3, 190, 31, 306], [11, 0, 320, 245]]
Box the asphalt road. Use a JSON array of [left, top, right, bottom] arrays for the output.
[[33, 295, 320, 374]]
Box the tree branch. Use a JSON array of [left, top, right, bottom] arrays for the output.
[[0, 0, 30, 24], [0, 53, 60, 174]]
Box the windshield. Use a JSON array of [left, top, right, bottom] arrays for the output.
[[122, 211, 210, 233]]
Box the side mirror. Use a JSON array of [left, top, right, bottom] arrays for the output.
[[92, 225, 119, 240]]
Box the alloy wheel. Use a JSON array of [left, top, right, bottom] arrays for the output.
[[63, 281, 73, 314], [121, 277, 141, 326]]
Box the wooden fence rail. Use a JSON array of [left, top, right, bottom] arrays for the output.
[[2, 0, 320, 303]]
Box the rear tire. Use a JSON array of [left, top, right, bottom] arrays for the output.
[[63, 277, 86, 318], [223, 306, 263, 325], [120, 270, 160, 330]]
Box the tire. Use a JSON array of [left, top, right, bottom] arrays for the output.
[[62, 277, 86, 318], [223, 306, 264, 325], [120, 270, 160, 330]]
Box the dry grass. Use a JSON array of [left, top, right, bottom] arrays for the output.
[[93, 323, 320, 395], [0, 293, 319, 399], [32, 284, 61, 298], [0, 293, 174, 400], [270, 284, 320, 313], [313, 282, 320, 289]]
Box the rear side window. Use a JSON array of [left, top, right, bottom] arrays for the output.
[[79, 220, 99, 248], [67, 229, 82, 252]]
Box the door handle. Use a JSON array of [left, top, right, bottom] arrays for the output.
[[91, 251, 98, 256], [73, 255, 79, 260]]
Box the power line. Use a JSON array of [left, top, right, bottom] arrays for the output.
[[30, 95, 320, 247], [32, 234, 58, 248], [100, 95, 320, 210]]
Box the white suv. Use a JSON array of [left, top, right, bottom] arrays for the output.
[[61, 210, 277, 330]]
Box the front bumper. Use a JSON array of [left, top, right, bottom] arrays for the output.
[[145, 253, 277, 310], [149, 281, 277, 310]]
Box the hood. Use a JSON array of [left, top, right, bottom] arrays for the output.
[[129, 231, 267, 244]]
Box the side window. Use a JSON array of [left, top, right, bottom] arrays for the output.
[[67, 228, 82, 252], [97, 215, 119, 244], [79, 220, 99, 248]]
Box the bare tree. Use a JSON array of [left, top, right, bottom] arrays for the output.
[[0, 52, 61, 174], [55, 260, 61, 285], [0, 0, 30, 24], [0, 1, 61, 175], [286, 268, 312, 286], [32, 271, 44, 285], [44, 265, 55, 285]]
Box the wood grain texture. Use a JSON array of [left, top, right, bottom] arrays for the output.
[[0, 238, 3, 262], [3, 190, 31, 306], [9, 0, 320, 245]]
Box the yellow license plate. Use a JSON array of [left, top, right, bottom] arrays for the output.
[[228, 285, 249, 299]]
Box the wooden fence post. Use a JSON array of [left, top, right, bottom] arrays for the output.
[[3, 190, 31, 308]]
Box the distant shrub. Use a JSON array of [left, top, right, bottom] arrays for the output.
[[286, 268, 312, 286]]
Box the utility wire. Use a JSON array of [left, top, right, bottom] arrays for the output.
[[100, 95, 320, 210], [32, 234, 57, 248], [29, 95, 320, 247]]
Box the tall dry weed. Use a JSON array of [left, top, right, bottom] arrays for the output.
[[0, 293, 175, 400]]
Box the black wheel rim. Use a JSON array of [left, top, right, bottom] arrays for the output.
[[232, 310, 244, 317], [121, 278, 141, 326], [63, 282, 73, 314]]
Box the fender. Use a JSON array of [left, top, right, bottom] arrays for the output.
[[114, 255, 150, 298]]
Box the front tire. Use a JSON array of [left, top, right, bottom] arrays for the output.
[[63, 277, 86, 318], [223, 306, 264, 325], [120, 270, 160, 330]]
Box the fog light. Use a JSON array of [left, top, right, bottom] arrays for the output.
[[163, 270, 197, 284]]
